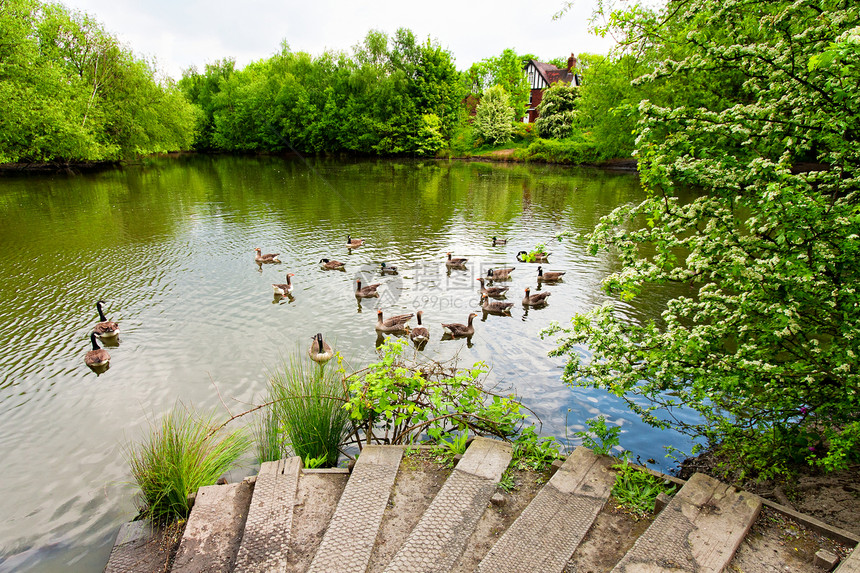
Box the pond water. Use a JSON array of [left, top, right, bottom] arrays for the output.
[[0, 155, 698, 571]]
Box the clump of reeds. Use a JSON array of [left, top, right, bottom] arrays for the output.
[[127, 406, 250, 523], [264, 354, 350, 468]]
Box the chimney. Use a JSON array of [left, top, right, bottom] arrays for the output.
[[566, 53, 577, 72]]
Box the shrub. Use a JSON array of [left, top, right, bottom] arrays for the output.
[[524, 134, 602, 164], [474, 85, 515, 145], [127, 406, 250, 523]]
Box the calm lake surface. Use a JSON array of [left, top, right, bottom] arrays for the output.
[[0, 155, 698, 571]]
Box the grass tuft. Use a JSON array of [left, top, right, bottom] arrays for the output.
[[127, 406, 250, 524], [266, 354, 351, 468]]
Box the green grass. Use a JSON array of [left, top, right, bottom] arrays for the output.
[[254, 401, 284, 464], [267, 354, 351, 468], [127, 406, 250, 524], [611, 459, 677, 516]]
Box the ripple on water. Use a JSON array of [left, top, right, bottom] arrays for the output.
[[0, 158, 701, 572]]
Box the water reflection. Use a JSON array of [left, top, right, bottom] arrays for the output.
[[0, 156, 700, 572]]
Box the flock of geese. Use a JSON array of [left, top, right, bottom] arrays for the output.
[[83, 235, 566, 373], [255, 234, 567, 364]]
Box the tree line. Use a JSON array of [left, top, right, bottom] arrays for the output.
[[0, 0, 196, 165]]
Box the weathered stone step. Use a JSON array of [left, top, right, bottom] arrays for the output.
[[234, 456, 302, 573], [104, 521, 172, 573], [610, 471, 761, 572], [286, 468, 350, 572], [477, 446, 615, 572], [171, 480, 253, 572], [306, 445, 404, 573], [382, 437, 512, 573]]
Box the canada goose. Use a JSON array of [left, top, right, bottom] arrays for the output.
[[516, 250, 550, 263], [93, 300, 119, 338], [486, 267, 515, 279], [380, 262, 398, 275], [476, 277, 509, 298], [254, 248, 281, 263], [376, 309, 413, 333], [537, 266, 566, 282], [272, 273, 295, 296], [347, 234, 364, 248], [442, 313, 477, 337], [492, 237, 507, 245], [446, 252, 468, 267], [410, 311, 430, 344], [308, 333, 334, 364], [85, 332, 110, 367], [319, 258, 345, 270], [480, 293, 513, 314], [355, 279, 381, 298], [523, 287, 551, 306]]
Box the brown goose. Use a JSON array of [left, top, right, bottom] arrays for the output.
[[375, 310, 413, 333], [537, 266, 566, 282], [308, 333, 334, 364], [446, 252, 468, 267], [480, 294, 513, 314], [272, 273, 295, 296], [492, 237, 507, 245], [523, 287, 551, 306], [476, 277, 509, 298], [93, 300, 119, 338], [442, 313, 477, 337], [486, 267, 515, 279], [85, 332, 110, 367], [319, 258, 345, 270], [410, 311, 430, 344], [254, 248, 281, 263], [355, 279, 381, 298], [347, 234, 364, 248]]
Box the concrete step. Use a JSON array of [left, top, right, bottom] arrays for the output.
[[610, 471, 761, 573], [381, 437, 512, 573], [306, 445, 404, 573], [171, 480, 253, 573], [233, 456, 302, 573], [477, 446, 615, 573], [286, 468, 350, 572], [103, 521, 173, 573]]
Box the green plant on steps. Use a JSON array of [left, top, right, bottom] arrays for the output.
[[512, 426, 563, 471], [611, 459, 677, 516], [498, 468, 517, 493], [303, 453, 328, 469], [431, 431, 469, 465], [254, 402, 284, 464], [126, 406, 250, 524]]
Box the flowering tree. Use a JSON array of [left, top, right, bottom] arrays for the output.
[[534, 83, 579, 139], [474, 84, 515, 144], [546, 0, 860, 477]]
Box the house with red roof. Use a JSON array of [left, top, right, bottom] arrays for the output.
[[524, 54, 581, 123]]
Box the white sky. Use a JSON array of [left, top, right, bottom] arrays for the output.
[[57, 0, 616, 80]]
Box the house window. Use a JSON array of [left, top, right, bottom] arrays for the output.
[[528, 71, 534, 86]]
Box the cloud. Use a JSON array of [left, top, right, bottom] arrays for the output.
[[59, 0, 614, 79]]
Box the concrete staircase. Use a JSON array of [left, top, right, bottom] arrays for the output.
[[105, 439, 858, 573]]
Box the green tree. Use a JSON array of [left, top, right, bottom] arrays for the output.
[[546, 0, 860, 477], [0, 0, 195, 163], [534, 83, 579, 139], [474, 84, 515, 145]]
